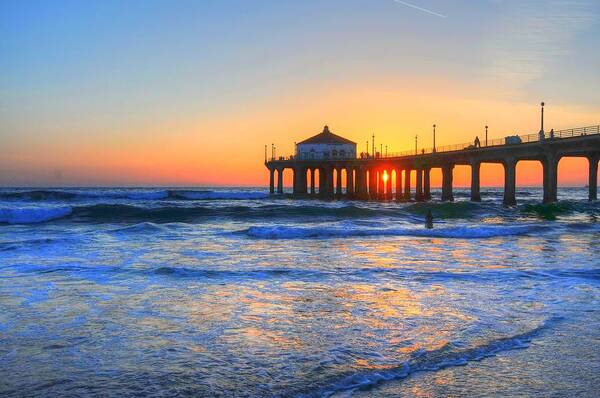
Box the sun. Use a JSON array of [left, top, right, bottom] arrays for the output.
[[382, 171, 389, 182]]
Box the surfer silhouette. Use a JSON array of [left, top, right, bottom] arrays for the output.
[[425, 210, 433, 229]]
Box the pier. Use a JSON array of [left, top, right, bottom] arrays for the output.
[[265, 125, 600, 204]]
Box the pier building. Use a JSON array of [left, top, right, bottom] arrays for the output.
[[295, 125, 356, 160], [266, 124, 600, 204]]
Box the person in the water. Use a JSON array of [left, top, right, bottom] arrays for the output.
[[425, 210, 433, 229]]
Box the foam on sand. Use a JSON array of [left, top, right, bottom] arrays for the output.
[[319, 317, 561, 398]]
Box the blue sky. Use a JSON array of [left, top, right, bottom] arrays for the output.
[[1, 1, 599, 185]]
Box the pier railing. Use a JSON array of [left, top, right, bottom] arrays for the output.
[[271, 125, 600, 161], [383, 125, 600, 158]]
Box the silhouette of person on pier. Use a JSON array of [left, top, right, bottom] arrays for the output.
[[474, 136, 481, 148], [425, 210, 434, 229]]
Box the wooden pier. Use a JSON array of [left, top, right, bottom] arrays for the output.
[[265, 125, 600, 204]]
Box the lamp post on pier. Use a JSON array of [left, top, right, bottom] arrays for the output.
[[415, 135, 418, 155], [433, 124, 436, 153], [540, 101, 545, 133], [485, 125, 488, 147], [372, 134, 375, 157], [385, 145, 388, 157], [264, 144, 267, 163]]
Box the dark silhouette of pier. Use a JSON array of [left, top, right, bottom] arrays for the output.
[[265, 125, 600, 204]]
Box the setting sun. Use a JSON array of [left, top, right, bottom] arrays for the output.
[[382, 171, 389, 183]]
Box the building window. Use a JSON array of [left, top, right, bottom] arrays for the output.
[[332, 150, 338, 158], [339, 149, 346, 158]]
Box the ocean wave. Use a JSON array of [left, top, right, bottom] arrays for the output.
[[0, 190, 78, 200], [520, 200, 598, 220], [151, 266, 324, 280], [243, 224, 544, 239], [71, 204, 215, 223], [315, 317, 561, 398], [122, 191, 170, 200], [0, 203, 387, 224], [0, 237, 59, 251], [108, 222, 170, 234], [0, 206, 72, 224], [69, 204, 388, 223], [404, 201, 481, 219], [0, 189, 267, 201], [520, 202, 575, 220], [171, 190, 269, 200]]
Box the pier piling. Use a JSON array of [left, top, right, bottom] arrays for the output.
[[589, 156, 598, 201], [470, 161, 481, 202]]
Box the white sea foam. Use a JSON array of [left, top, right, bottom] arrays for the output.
[[0, 206, 72, 224], [245, 224, 543, 239]]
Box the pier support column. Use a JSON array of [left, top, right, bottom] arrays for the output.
[[335, 167, 343, 197], [589, 155, 598, 201], [325, 167, 334, 200], [357, 168, 368, 199], [415, 168, 423, 201], [503, 159, 516, 206], [543, 155, 559, 203], [299, 167, 307, 195], [277, 168, 283, 194], [378, 170, 385, 200], [404, 169, 411, 201], [292, 167, 301, 195], [369, 169, 378, 199], [346, 167, 354, 197], [319, 168, 326, 197], [470, 161, 481, 202], [441, 164, 454, 202], [384, 170, 390, 200], [269, 168, 275, 194], [395, 169, 403, 201], [423, 168, 431, 200], [310, 169, 315, 195]]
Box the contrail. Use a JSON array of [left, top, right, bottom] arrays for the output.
[[391, 0, 446, 18]]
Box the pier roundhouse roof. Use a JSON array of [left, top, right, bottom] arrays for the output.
[[297, 125, 356, 145]]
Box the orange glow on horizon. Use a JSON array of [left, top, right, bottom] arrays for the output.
[[1, 77, 598, 187]]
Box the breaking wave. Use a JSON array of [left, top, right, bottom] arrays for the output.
[[520, 201, 578, 220], [0, 206, 73, 224], [243, 224, 545, 239], [0, 203, 389, 224]]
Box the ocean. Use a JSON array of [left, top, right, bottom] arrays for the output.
[[0, 187, 599, 397]]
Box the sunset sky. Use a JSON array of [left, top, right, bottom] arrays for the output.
[[1, 0, 599, 187]]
